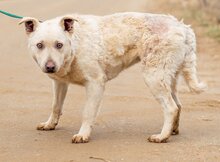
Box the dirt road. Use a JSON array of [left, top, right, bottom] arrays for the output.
[[0, 0, 220, 161]]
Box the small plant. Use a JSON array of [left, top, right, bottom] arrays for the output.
[[207, 25, 220, 42], [182, 6, 220, 42]]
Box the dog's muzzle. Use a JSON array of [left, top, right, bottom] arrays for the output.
[[45, 60, 56, 73]]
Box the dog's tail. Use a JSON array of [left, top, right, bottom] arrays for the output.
[[182, 27, 207, 93], [182, 52, 207, 93]]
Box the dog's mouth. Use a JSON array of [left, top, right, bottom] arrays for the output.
[[45, 70, 56, 73], [43, 69, 56, 74], [43, 67, 58, 74]]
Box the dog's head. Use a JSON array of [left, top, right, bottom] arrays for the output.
[[19, 15, 77, 74]]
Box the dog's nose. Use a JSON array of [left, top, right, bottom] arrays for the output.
[[45, 61, 56, 73]]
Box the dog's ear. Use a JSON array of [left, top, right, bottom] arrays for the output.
[[60, 15, 78, 34], [19, 17, 40, 34]]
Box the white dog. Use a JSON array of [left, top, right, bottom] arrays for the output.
[[20, 12, 206, 143]]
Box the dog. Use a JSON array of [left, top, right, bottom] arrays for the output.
[[19, 12, 206, 143]]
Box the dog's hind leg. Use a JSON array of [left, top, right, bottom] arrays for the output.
[[143, 68, 179, 143], [37, 80, 68, 130], [142, 38, 185, 142]]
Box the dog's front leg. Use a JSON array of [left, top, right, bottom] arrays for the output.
[[72, 81, 104, 143], [37, 80, 68, 130]]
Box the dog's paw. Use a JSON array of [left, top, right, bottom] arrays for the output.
[[72, 134, 89, 143], [148, 134, 168, 143], [36, 122, 56, 131]]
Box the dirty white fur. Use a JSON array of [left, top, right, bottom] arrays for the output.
[[20, 12, 206, 143]]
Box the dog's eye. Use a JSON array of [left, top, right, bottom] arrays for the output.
[[36, 43, 44, 49], [56, 43, 63, 49]]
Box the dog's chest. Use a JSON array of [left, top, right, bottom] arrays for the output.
[[48, 65, 86, 85]]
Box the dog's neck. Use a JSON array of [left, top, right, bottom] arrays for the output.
[[48, 52, 86, 85]]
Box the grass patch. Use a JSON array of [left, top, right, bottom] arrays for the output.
[[207, 25, 220, 42], [182, 9, 207, 26], [182, 8, 220, 42]]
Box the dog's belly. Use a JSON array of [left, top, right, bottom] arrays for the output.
[[101, 57, 124, 80]]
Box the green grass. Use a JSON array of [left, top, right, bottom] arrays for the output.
[[182, 9, 207, 26], [182, 8, 220, 42], [207, 25, 220, 42]]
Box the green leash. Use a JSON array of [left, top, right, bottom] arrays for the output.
[[0, 10, 23, 19]]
